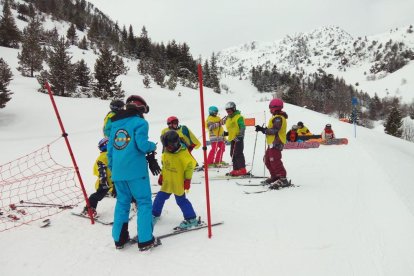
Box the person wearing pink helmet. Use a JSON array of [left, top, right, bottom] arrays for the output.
[[255, 98, 290, 188]]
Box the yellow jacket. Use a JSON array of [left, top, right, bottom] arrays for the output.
[[297, 126, 312, 136], [206, 115, 225, 142], [93, 151, 114, 194], [161, 126, 201, 149], [266, 114, 287, 145], [225, 111, 245, 142], [160, 146, 196, 196]]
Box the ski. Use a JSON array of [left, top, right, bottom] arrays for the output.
[[236, 182, 267, 186], [40, 219, 51, 228], [129, 221, 224, 243], [208, 174, 267, 181], [243, 183, 299, 194], [71, 212, 113, 225]]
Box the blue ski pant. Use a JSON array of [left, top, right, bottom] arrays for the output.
[[152, 191, 196, 220], [112, 179, 153, 244]]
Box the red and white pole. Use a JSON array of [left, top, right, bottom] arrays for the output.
[[197, 64, 213, 238], [44, 82, 95, 224]]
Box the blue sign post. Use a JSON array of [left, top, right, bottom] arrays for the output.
[[352, 97, 358, 138]]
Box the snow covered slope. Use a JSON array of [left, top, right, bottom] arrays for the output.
[[1, 42, 414, 275]]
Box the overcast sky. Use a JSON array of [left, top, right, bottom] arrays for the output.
[[88, 0, 414, 58]]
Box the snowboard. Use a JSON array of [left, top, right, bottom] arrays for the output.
[[321, 138, 348, 145], [296, 135, 322, 141], [284, 141, 320, 149]]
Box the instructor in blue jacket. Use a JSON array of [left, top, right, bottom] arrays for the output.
[[108, 95, 161, 251]]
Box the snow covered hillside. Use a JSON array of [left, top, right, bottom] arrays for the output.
[[217, 25, 414, 102], [2, 38, 414, 275]]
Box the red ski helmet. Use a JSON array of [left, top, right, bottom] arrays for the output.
[[126, 95, 149, 113], [269, 98, 283, 112], [167, 116, 179, 125]]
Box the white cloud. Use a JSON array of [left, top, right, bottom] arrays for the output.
[[88, 0, 414, 58]]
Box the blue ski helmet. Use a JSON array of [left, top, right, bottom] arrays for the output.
[[208, 106, 218, 116], [98, 137, 109, 152]]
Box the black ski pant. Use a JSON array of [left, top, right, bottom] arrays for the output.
[[230, 139, 246, 170]]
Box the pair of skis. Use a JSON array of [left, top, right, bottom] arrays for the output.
[[129, 220, 224, 245], [236, 181, 298, 194]]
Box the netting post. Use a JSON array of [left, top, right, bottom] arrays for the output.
[[44, 82, 95, 224], [197, 64, 213, 238]]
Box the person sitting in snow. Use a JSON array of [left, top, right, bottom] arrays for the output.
[[82, 138, 115, 218], [152, 130, 200, 230], [321, 124, 335, 140], [255, 98, 290, 188], [286, 125, 299, 142], [296, 121, 312, 136]]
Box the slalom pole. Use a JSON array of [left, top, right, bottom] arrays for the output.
[[44, 82, 95, 224], [263, 111, 266, 177], [197, 64, 213, 238]]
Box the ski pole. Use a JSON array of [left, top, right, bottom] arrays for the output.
[[249, 129, 259, 177], [19, 200, 74, 208]]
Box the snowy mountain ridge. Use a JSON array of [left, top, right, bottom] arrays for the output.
[[217, 25, 414, 75], [217, 25, 414, 101]]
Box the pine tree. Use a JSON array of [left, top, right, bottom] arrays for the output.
[[137, 26, 151, 58], [78, 36, 88, 50], [43, 36, 77, 96], [93, 45, 125, 99], [0, 58, 13, 108], [127, 25, 137, 57], [143, 74, 150, 88], [17, 18, 44, 77], [0, 0, 21, 48], [384, 105, 403, 137], [66, 23, 78, 45], [209, 53, 221, 93], [75, 59, 90, 87]]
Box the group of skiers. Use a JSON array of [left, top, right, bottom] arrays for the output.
[[286, 121, 336, 142], [84, 95, 298, 251]]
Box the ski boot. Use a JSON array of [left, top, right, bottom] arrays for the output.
[[176, 217, 199, 230], [269, 178, 290, 190], [139, 237, 162, 252], [82, 206, 98, 218]]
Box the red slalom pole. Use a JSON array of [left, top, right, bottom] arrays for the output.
[[44, 82, 95, 224], [197, 64, 212, 238]]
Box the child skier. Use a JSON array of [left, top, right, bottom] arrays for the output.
[[255, 98, 290, 188], [223, 101, 247, 176], [161, 116, 201, 153], [103, 99, 124, 138], [152, 130, 199, 229], [206, 106, 226, 166], [82, 138, 115, 217]]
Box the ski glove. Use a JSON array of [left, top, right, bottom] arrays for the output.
[[184, 179, 191, 190], [223, 131, 229, 136], [188, 144, 196, 152], [158, 174, 163, 186], [255, 125, 267, 134], [146, 151, 161, 176]]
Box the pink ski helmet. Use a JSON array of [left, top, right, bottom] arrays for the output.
[[269, 98, 283, 112]]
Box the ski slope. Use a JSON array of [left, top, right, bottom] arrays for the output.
[[1, 47, 414, 275]]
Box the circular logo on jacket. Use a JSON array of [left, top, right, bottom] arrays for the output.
[[113, 129, 131, 150]]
